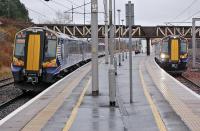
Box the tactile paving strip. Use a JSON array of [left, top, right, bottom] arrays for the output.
[[145, 58, 200, 131]]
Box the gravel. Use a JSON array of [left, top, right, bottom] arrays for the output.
[[182, 60, 200, 87], [0, 97, 29, 119], [0, 85, 22, 105], [0, 83, 39, 120]]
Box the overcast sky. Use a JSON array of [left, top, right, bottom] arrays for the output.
[[19, 0, 200, 26]]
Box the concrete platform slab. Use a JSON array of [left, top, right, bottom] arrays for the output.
[[0, 54, 195, 131]]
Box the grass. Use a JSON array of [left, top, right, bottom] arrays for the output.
[[0, 25, 16, 78], [0, 66, 12, 79]]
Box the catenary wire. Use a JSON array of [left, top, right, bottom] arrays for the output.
[[172, 0, 197, 20]]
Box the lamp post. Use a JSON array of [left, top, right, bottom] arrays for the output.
[[114, 0, 116, 59], [104, 0, 109, 64], [117, 9, 121, 66], [109, 0, 114, 65], [121, 19, 125, 61], [127, 1, 133, 103]]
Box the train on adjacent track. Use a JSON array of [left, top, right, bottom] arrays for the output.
[[155, 35, 189, 75], [11, 27, 104, 92]]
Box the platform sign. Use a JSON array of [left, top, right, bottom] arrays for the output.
[[125, 3, 134, 26]]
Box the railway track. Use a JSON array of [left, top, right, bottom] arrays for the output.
[[0, 92, 38, 120], [0, 93, 24, 110], [175, 76, 200, 95], [0, 77, 14, 88], [0, 56, 102, 120]]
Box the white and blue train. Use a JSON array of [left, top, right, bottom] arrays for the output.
[[11, 27, 104, 91]]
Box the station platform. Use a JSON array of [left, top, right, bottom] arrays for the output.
[[0, 54, 200, 131]]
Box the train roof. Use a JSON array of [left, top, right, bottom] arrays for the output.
[[56, 32, 73, 39], [16, 26, 80, 41], [16, 26, 56, 35], [162, 35, 186, 40]]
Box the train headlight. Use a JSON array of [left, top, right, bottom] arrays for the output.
[[13, 57, 24, 66], [180, 54, 187, 59], [160, 53, 169, 59], [42, 59, 57, 68]]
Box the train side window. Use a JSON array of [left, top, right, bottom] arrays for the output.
[[69, 40, 74, 54], [69, 40, 78, 54], [77, 41, 81, 54], [64, 39, 69, 57], [80, 41, 84, 54], [15, 38, 25, 57]]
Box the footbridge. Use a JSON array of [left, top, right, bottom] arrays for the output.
[[35, 24, 200, 38]]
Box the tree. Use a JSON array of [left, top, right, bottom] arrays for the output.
[[0, 0, 29, 21]]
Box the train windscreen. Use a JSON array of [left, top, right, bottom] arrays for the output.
[[15, 33, 25, 57], [15, 39, 25, 56], [45, 32, 57, 59], [45, 39, 57, 58], [181, 41, 187, 53], [161, 41, 168, 53]]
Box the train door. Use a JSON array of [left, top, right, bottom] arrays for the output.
[[25, 32, 44, 74], [170, 38, 180, 62]]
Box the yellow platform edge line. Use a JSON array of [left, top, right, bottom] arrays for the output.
[[62, 77, 91, 131], [139, 63, 167, 131]]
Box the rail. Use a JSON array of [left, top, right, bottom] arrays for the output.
[[0, 77, 14, 88], [175, 75, 200, 95]]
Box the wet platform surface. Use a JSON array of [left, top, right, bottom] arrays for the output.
[[1, 54, 199, 131], [43, 54, 189, 131]]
